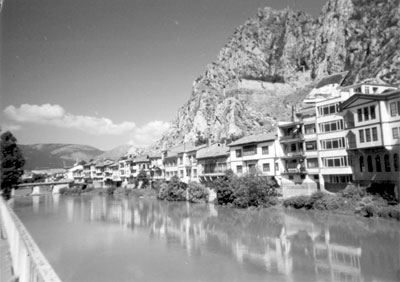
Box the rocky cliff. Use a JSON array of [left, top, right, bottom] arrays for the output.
[[159, 0, 400, 147]]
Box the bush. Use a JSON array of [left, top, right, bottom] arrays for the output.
[[283, 195, 309, 209], [313, 194, 344, 210], [214, 170, 279, 208], [135, 170, 149, 189], [232, 174, 279, 208], [187, 182, 209, 203], [157, 183, 169, 200], [339, 185, 366, 200], [157, 176, 187, 201], [305, 191, 325, 209]]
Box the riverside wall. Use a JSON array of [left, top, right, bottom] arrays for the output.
[[0, 197, 61, 282]]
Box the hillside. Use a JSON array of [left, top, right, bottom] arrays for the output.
[[20, 144, 104, 170], [158, 0, 400, 148]]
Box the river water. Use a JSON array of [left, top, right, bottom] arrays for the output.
[[10, 194, 400, 282]]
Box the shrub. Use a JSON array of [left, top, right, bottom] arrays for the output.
[[232, 174, 279, 208], [157, 183, 169, 200], [305, 191, 325, 209], [283, 195, 309, 209], [215, 170, 236, 205], [157, 176, 187, 201], [187, 182, 209, 203], [135, 170, 149, 189], [339, 185, 366, 200], [313, 194, 344, 210]]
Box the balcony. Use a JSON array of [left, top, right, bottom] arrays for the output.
[[282, 167, 307, 175], [282, 151, 305, 159], [280, 133, 304, 143]]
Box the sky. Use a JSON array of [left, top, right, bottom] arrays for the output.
[[0, 0, 324, 150]]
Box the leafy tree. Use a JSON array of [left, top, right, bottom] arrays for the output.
[[1, 131, 25, 199]]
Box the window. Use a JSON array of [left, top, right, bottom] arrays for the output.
[[394, 154, 399, 172], [304, 124, 316, 134], [305, 141, 317, 151], [359, 130, 365, 143], [318, 103, 339, 116], [319, 120, 343, 133], [323, 156, 348, 167], [364, 107, 369, 121], [365, 128, 371, 142], [370, 106, 376, 119], [372, 127, 378, 141], [275, 163, 279, 172], [375, 155, 381, 172], [367, 155, 373, 172], [236, 149, 242, 158], [262, 146, 269, 155], [384, 154, 391, 172], [193, 169, 197, 177], [248, 164, 256, 173], [357, 109, 363, 122], [307, 158, 318, 168], [263, 163, 270, 172], [359, 156, 364, 172], [390, 102, 397, 117], [320, 138, 345, 150], [393, 127, 399, 139], [243, 145, 257, 156], [237, 165, 242, 174], [365, 86, 370, 94]]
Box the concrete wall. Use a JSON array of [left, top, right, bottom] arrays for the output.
[[0, 197, 61, 282]]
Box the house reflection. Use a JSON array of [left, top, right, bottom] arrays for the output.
[[64, 196, 399, 282]]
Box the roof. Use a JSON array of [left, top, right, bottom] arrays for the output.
[[341, 80, 398, 90], [228, 133, 277, 147], [315, 71, 348, 89], [340, 90, 400, 110], [133, 155, 149, 163], [196, 143, 229, 159]]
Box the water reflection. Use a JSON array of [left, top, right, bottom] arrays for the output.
[[14, 195, 400, 282]]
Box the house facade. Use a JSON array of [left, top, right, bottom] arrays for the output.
[[196, 143, 230, 183], [228, 133, 281, 180], [341, 90, 400, 199]]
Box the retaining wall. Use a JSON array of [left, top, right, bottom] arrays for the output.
[[0, 197, 61, 282]]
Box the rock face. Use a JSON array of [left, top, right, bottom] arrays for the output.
[[160, 0, 400, 147]]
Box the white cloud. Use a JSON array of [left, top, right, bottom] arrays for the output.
[[0, 123, 21, 132], [4, 104, 136, 135], [128, 120, 170, 147]]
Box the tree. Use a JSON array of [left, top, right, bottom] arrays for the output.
[[1, 131, 25, 199]]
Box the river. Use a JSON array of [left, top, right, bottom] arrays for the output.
[[10, 194, 400, 282]]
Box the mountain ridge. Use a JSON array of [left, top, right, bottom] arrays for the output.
[[157, 0, 400, 148]]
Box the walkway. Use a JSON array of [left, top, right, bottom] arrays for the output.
[[0, 216, 14, 282]]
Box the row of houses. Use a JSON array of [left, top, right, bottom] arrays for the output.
[[66, 74, 400, 199]]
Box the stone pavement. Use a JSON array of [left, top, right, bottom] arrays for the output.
[[0, 218, 14, 282]]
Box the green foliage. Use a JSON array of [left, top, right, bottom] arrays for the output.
[[157, 175, 187, 201], [187, 182, 209, 203], [214, 170, 279, 208], [135, 170, 149, 188], [1, 131, 25, 200], [283, 195, 309, 209], [59, 186, 94, 196], [339, 185, 366, 200], [157, 183, 169, 200]]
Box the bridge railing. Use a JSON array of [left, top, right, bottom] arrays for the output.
[[0, 197, 61, 282]]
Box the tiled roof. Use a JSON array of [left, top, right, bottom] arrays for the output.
[[340, 90, 400, 109], [196, 143, 229, 159], [133, 155, 149, 163], [228, 133, 277, 147], [315, 71, 348, 89]]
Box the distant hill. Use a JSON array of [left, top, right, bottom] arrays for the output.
[[20, 144, 104, 170], [95, 144, 132, 161]]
